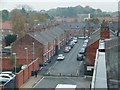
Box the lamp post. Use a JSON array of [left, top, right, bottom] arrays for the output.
[[0, 44, 2, 73], [32, 42, 35, 61], [12, 53, 16, 74], [24, 48, 28, 66]]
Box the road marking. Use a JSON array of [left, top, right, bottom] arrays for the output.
[[76, 61, 83, 75], [47, 61, 58, 74], [33, 77, 44, 88]]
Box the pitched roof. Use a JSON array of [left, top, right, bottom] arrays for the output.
[[27, 27, 65, 45], [87, 29, 101, 46], [28, 32, 48, 45], [49, 27, 65, 36], [40, 31, 54, 42], [0, 21, 12, 30], [87, 29, 117, 46]]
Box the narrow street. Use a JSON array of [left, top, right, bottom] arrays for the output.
[[34, 39, 91, 89]]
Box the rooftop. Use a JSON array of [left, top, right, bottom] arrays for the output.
[[91, 40, 107, 88]]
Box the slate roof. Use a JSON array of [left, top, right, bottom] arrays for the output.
[[87, 29, 117, 46], [27, 27, 65, 45], [87, 29, 101, 46], [28, 32, 48, 45], [49, 27, 65, 36], [58, 22, 100, 31]]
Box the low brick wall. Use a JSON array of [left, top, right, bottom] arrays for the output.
[[2, 57, 32, 71], [16, 58, 40, 88]]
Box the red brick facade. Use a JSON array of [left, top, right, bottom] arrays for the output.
[[15, 59, 39, 88], [86, 20, 110, 66], [86, 40, 99, 66], [12, 34, 44, 64]]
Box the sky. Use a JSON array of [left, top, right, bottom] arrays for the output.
[[0, 0, 120, 12]]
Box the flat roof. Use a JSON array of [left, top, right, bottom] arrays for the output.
[[92, 50, 107, 88], [95, 52, 107, 88]]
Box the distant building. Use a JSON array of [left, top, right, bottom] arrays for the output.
[[77, 13, 90, 20], [0, 21, 13, 35]]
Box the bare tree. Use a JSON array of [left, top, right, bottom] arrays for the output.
[[10, 9, 26, 39]]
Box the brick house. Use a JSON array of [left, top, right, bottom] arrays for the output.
[[0, 21, 13, 35], [48, 27, 65, 54], [85, 20, 117, 72], [12, 33, 46, 64], [12, 26, 67, 67]]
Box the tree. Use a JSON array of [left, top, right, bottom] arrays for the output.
[[10, 9, 26, 39], [28, 11, 47, 26], [5, 34, 17, 46], [2, 10, 9, 21]]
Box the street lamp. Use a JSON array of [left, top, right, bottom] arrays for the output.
[[12, 53, 16, 74], [24, 48, 28, 66], [32, 42, 35, 61], [0, 44, 2, 73]]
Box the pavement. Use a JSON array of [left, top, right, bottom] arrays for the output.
[[19, 45, 65, 89], [19, 39, 86, 88], [20, 75, 41, 88]]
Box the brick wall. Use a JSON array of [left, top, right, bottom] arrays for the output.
[[2, 58, 33, 71], [12, 34, 43, 63], [2, 57, 14, 70], [101, 31, 110, 39], [16, 70, 24, 88], [16, 58, 40, 88], [86, 40, 99, 66]]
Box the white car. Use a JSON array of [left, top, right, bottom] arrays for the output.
[[1, 71, 15, 78], [57, 54, 65, 61], [84, 39, 89, 43], [83, 43, 87, 47], [72, 39, 77, 43], [0, 74, 13, 80], [0, 77, 9, 84]]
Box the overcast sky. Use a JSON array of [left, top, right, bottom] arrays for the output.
[[0, 0, 119, 12]]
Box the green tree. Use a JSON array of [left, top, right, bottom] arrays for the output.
[[2, 10, 9, 21], [5, 34, 17, 46]]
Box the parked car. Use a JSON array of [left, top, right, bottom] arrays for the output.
[[79, 48, 86, 54], [72, 39, 77, 43], [39, 63, 46, 67], [83, 43, 87, 48], [0, 77, 9, 84], [84, 39, 89, 43], [69, 41, 75, 48], [1, 71, 15, 78], [0, 74, 13, 80], [72, 37, 78, 43], [77, 53, 84, 61], [46, 60, 51, 63], [64, 46, 71, 53], [57, 54, 65, 61]]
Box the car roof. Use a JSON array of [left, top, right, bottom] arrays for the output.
[[1, 71, 13, 74], [0, 74, 11, 77]]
